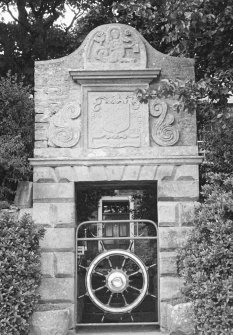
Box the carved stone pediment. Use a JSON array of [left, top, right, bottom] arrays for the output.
[[84, 24, 147, 70]]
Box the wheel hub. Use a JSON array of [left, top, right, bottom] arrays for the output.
[[107, 270, 128, 293]]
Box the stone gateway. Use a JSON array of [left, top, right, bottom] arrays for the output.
[[30, 23, 201, 335]]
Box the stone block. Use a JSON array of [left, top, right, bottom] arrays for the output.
[[105, 165, 126, 181], [33, 203, 75, 227], [33, 167, 57, 183], [30, 309, 70, 335], [175, 165, 199, 181], [90, 166, 108, 181], [160, 302, 172, 331], [34, 141, 47, 148], [35, 124, 48, 141], [158, 202, 179, 226], [41, 252, 54, 277], [139, 165, 157, 180], [167, 302, 194, 335], [160, 252, 177, 275], [35, 114, 47, 123], [40, 228, 74, 251], [55, 252, 75, 277], [39, 278, 74, 302], [73, 166, 90, 181], [33, 183, 75, 200], [55, 166, 76, 182], [156, 165, 175, 181], [160, 277, 183, 301], [14, 181, 33, 208], [122, 165, 141, 180], [158, 180, 199, 200], [159, 227, 192, 249], [35, 303, 75, 330]]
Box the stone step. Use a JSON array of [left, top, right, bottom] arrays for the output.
[[75, 325, 168, 335]]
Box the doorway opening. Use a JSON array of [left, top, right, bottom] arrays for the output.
[[75, 181, 159, 326]]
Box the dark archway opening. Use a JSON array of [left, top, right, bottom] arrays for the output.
[[75, 181, 158, 326]]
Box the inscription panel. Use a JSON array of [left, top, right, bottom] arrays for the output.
[[87, 92, 149, 148]]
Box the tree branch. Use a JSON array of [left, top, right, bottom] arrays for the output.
[[65, 2, 84, 33], [2, 1, 21, 25]]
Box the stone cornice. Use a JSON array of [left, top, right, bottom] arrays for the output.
[[30, 156, 203, 167], [69, 69, 161, 84]]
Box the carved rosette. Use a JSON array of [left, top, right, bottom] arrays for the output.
[[150, 100, 179, 146], [48, 103, 81, 148]]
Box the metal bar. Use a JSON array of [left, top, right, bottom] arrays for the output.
[[76, 219, 158, 235], [77, 236, 157, 241], [76, 322, 159, 326]]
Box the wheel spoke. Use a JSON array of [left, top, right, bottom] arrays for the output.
[[94, 285, 106, 292], [78, 264, 87, 270], [129, 285, 142, 293], [129, 312, 134, 322], [101, 314, 105, 323], [107, 257, 113, 269], [128, 269, 141, 277], [121, 256, 128, 269], [121, 292, 128, 306], [128, 240, 134, 251], [149, 293, 157, 299], [93, 270, 105, 277], [107, 293, 114, 306], [147, 263, 157, 269], [100, 241, 106, 251], [77, 292, 87, 299]]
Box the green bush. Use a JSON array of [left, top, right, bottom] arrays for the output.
[[0, 213, 44, 335], [0, 72, 34, 201], [178, 173, 233, 334]]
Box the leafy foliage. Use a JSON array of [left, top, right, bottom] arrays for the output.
[[0, 72, 34, 201], [177, 174, 233, 334], [163, 0, 233, 78], [0, 213, 45, 335], [0, 1, 170, 84], [0, 0, 90, 83]]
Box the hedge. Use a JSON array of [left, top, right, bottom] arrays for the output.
[[178, 173, 233, 334], [0, 213, 44, 335]]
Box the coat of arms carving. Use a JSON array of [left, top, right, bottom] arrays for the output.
[[88, 92, 148, 148]]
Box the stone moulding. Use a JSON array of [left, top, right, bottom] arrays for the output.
[[29, 156, 203, 167], [69, 69, 161, 84]]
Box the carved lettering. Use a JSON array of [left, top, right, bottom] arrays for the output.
[[150, 100, 179, 146]]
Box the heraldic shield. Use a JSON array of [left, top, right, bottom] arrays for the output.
[[102, 103, 130, 134]]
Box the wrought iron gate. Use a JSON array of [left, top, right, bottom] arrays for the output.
[[76, 219, 159, 326]]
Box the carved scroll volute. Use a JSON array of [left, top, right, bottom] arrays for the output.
[[150, 100, 179, 146], [48, 103, 81, 148]]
